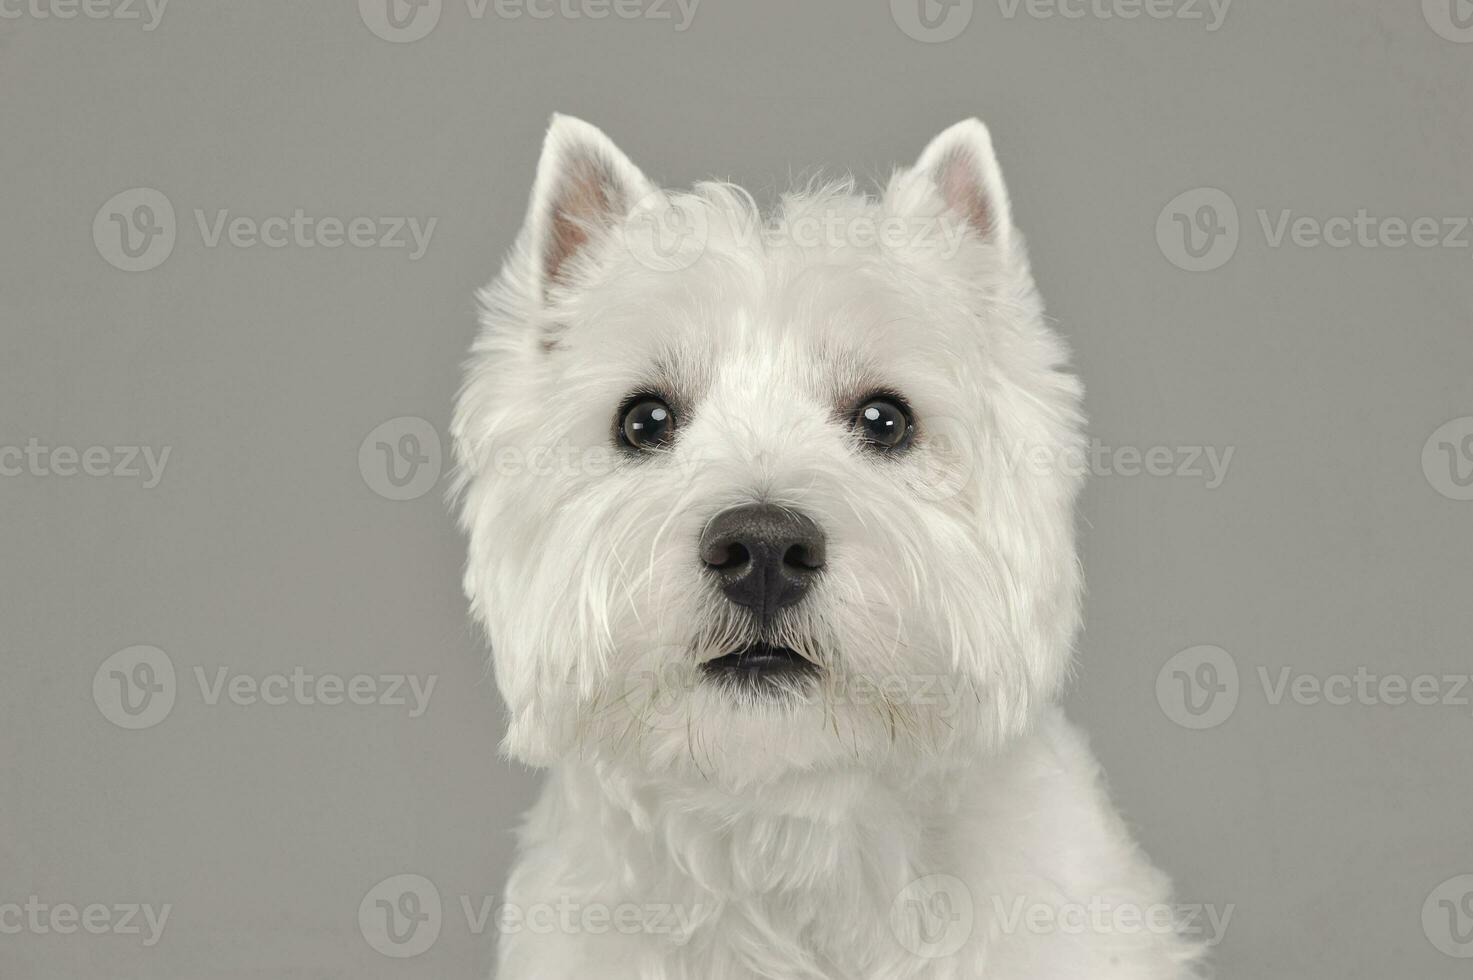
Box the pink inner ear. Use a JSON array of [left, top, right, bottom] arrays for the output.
[[543, 153, 624, 289], [934, 146, 995, 240]]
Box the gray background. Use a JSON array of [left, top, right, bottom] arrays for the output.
[[2, 1, 1471, 977]]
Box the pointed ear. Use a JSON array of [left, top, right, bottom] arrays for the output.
[[524, 114, 654, 299], [906, 118, 1016, 255]]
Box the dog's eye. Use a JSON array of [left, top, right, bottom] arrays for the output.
[[619, 397, 676, 451], [853, 397, 913, 451]]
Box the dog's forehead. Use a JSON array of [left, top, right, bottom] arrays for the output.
[[576, 240, 955, 401]]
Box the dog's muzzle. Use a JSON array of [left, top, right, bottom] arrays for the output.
[[699, 503, 826, 623]]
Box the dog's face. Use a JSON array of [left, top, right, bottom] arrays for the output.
[[453, 116, 1085, 787]]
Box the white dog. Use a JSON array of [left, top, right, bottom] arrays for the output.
[[452, 114, 1204, 979]]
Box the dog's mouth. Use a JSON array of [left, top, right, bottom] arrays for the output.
[[701, 642, 820, 694]]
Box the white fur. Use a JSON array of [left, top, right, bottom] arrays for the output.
[[452, 114, 1204, 979]]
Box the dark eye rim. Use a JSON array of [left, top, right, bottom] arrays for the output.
[[614, 391, 678, 452], [851, 390, 916, 452]]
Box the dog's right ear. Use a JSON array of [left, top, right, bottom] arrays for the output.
[[892, 118, 1019, 261], [523, 114, 655, 302]]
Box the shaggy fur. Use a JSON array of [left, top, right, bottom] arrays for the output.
[[452, 114, 1204, 979]]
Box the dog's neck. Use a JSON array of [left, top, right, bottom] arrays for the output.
[[554, 760, 967, 920]]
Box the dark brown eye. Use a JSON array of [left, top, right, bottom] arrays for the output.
[[854, 396, 913, 451], [619, 397, 675, 450]]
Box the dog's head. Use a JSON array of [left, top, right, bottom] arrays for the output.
[[453, 116, 1085, 787]]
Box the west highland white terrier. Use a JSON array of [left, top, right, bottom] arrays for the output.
[[452, 114, 1204, 979]]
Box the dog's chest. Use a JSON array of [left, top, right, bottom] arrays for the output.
[[589, 773, 961, 978]]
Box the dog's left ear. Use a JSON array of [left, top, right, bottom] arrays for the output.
[[899, 118, 1017, 257], [523, 113, 656, 301]]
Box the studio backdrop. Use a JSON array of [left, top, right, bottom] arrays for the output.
[[2, 2, 1471, 978]]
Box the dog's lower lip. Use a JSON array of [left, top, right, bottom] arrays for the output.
[[701, 643, 818, 680]]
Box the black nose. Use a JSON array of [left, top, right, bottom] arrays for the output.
[[700, 504, 826, 620]]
